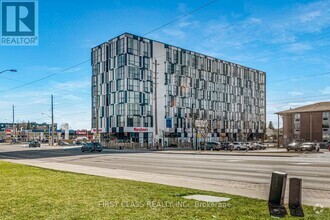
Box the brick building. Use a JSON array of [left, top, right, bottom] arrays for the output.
[[276, 102, 330, 143]]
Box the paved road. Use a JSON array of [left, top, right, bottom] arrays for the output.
[[1, 143, 330, 207]]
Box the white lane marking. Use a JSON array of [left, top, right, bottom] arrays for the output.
[[291, 162, 311, 165], [227, 160, 244, 162]]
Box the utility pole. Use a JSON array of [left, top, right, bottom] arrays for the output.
[[154, 60, 159, 148], [277, 114, 280, 148], [51, 95, 54, 146], [12, 105, 15, 142]]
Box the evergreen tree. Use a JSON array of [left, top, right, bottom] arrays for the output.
[[268, 121, 275, 130]]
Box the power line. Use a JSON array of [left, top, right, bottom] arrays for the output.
[[0, 60, 90, 93], [143, 0, 218, 37], [0, 0, 218, 94], [268, 71, 330, 83]]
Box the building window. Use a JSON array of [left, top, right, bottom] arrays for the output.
[[127, 91, 140, 103], [145, 105, 152, 115], [117, 39, 125, 54], [146, 70, 152, 81], [118, 54, 125, 67], [128, 66, 140, 79], [127, 116, 141, 127], [116, 67, 125, 79], [143, 57, 150, 69], [127, 79, 140, 91], [144, 81, 152, 93], [323, 112, 330, 120], [127, 38, 139, 55], [117, 116, 125, 127], [117, 104, 124, 115], [117, 79, 124, 91], [128, 54, 140, 67], [127, 103, 140, 115], [144, 93, 150, 105], [143, 116, 152, 127], [118, 91, 125, 103]]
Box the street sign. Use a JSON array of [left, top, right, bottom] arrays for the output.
[[166, 117, 172, 128]]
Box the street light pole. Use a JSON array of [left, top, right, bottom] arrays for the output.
[[12, 105, 15, 142], [51, 95, 54, 146], [0, 69, 17, 75], [42, 112, 52, 145]]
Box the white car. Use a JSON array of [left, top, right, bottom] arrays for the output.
[[233, 142, 248, 150], [300, 142, 320, 152]]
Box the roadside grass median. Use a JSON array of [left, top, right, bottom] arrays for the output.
[[0, 161, 329, 219]]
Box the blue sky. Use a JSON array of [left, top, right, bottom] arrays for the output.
[[1, 0, 330, 129]]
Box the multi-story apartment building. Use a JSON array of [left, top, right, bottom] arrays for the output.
[[91, 33, 266, 147], [276, 102, 330, 143]]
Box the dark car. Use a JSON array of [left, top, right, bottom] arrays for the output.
[[286, 142, 301, 151], [202, 142, 222, 151], [0, 139, 4, 143], [81, 142, 103, 152], [220, 142, 234, 151], [29, 140, 41, 148]]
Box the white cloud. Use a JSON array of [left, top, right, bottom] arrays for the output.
[[300, 10, 321, 22], [288, 91, 304, 96], [62, 95, 82, 101], [319, 86, 330, 94], [52, 79, 90, 91], [286, 43, 313, 53], [29, 65, 62, 73]]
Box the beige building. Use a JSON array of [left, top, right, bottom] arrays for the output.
[[276, 102, 330, 143]]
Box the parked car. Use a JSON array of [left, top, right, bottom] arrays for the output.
[[328, 144, 330, 151], [245, 142, 256, 150], [29, 140, 41, 148], [58, 141, 70, 146], [286, 142, 301, 151], [300, 142, 320, 152], [221, 142, 234, 151], [202, 142, 222, 151], [319, 141, 330, 149], [254, 142, 267, 150], [81, 142, 103, 152], [233, 142, 248, 150], [0, 139, 4, 143]]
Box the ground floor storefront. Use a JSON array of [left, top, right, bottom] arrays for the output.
[[99, 127, 264, 149]]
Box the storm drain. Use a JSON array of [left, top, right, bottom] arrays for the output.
[[182, 195, 231, 202]]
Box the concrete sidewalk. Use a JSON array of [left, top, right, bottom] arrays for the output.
[[3, 158, 330, 207]]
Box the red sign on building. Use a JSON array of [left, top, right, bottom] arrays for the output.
[[75, 130, 87, 135], [133, 127, 148, 132]]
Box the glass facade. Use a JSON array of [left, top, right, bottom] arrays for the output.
[[91, 33, 266, 145]]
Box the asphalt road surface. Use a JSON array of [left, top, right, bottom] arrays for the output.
[[1, 143, 330, 207]]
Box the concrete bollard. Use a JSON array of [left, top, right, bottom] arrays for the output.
[[289, 178, 304, 217], [268, 171, 287, 217]]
